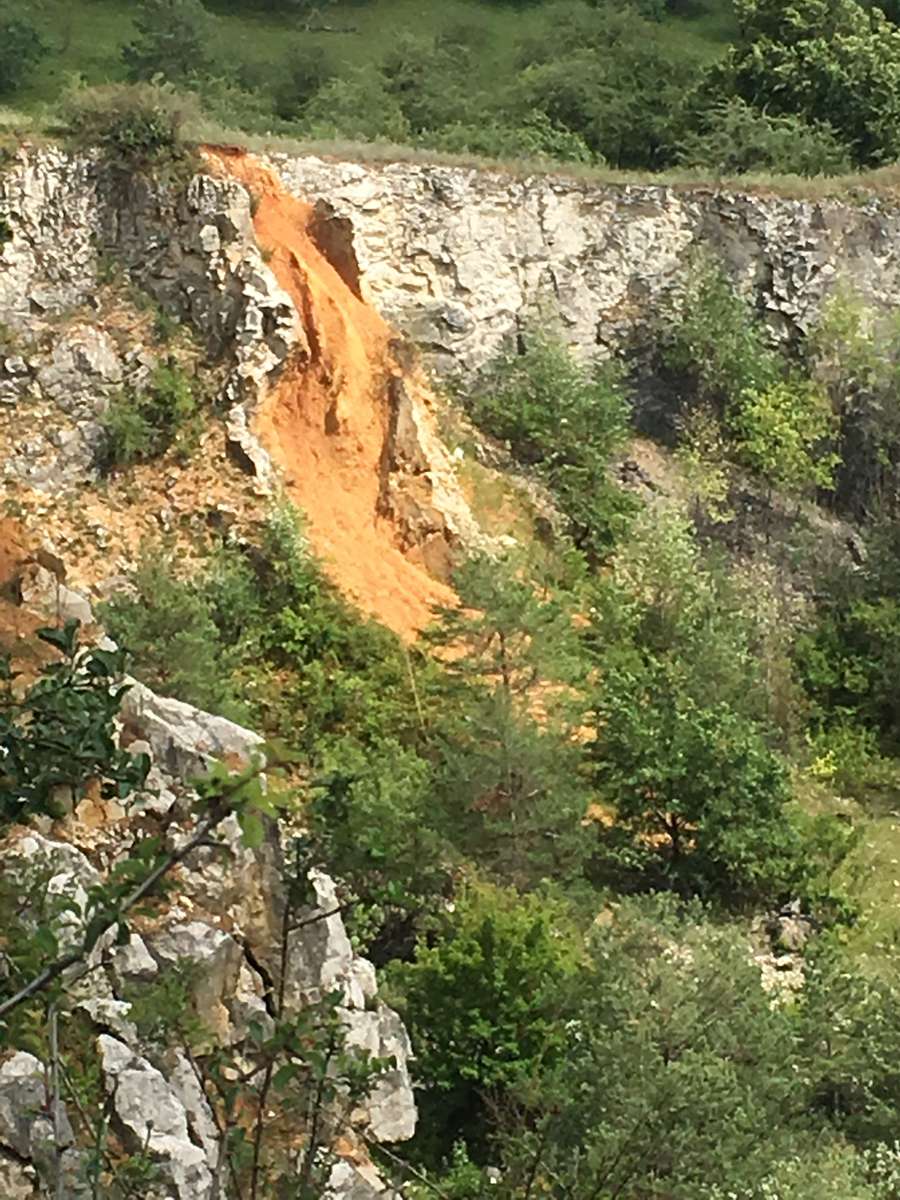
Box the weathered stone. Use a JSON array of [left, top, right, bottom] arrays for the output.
[[98, 1035, 214, 1200], [0, 1152, 41, 1200], [273, 155, 900, 375], [19, 563, 95, 627], [0, 1053, 45, 1158], [343, 1005, 417, 1144], [325, 1159, 396, 1199], [224, 403, 274, 489], [119, 681, 263, 780], [0, 1053, 86, 1199], [111, 931, 160, 983]]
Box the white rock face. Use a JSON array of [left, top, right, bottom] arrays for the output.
[[274, 155, 900, 371], [98, 1035, 214, 1200]]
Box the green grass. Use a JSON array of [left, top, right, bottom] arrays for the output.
[[16, 0, 737, 116]]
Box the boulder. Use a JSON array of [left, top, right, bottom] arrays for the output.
[[98, 1035, 214, 1200]]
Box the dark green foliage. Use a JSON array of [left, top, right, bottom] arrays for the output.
[[592, 652, 801, 899], [424, 554, 591, 887], [463, 333, 634, 563], [797, 938, 900, 1145], [0, 622, 149, 823], [301, 65, 411, 143], [380, 32, 473, 134], [708, 0, 900, 166], [102, 508, 420, 748], [491, 898, 806, 1198], [387, 882, 577, 1163], [99, 361, 201, 471], [64, 83, 198, 172], [123, 0, 216, 84], [798, 517, 900, 760], [660, 253, 779, 418], [274, 42, 336, 120], [310, 737, 450, 960], [99, 552, 247, 718], [510, 1, 696, 168], [0, 7, 46, 97], [427, 111, 592, 163], [676, 97, 853, 176], [585, 508, 852, 906]]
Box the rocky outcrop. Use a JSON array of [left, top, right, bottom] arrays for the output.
[[0, 146, 297, 494], [274, 156, 900, 371], [0, 582, 415, 1199]]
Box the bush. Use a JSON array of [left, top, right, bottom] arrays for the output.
[[301, 66, 411, 144], [99, 362, 200, 470], [122, 0, 216, 85], [63, 83, 198, 172], [706, 0, 900, 167], [274, 42, 336, 121], [676, 97, 853, 177], [426, 111, 593, 163], [100, 551, 247, 719], [0, 7, 46, 97], [387, 881, 578, 1163], [463, 333, 634, 562], [660, 252, 779, 418]]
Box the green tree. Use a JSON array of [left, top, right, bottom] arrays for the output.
[[123, 0, 216, 85], [509, 0, 694, 168], [274, 41, 336, 120], [808, 290, 900, 518], [100, 550, 245, 718], [731, 376, 839, 501], [709, 0, 900, 166], [388, 881, 578, 1164], [675, 96, 852, 177], [492, 897, 808, 1200], [585, 507, 840, 902], [425, 554, 590, 886], [592, 651, 800, 899], [660, 252, 779, 422], [0, 6, 46, 97], [302, 66, 411, 143], [464, 333, 634, 563]]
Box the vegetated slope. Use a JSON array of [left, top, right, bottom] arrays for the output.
[[209, 147, 455, 639]]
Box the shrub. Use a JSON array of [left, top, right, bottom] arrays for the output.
[[63, 83, 198, 172], [100, 553, 246, 719], [426, 111, 593, 163], [274, 42, 336, 120], [660, 252, 779, 418], [387, 881, 578, 1163], [122, 0, 216, 85], [676, 97, 853, 177], [706, 0, 900, 167], [0, 622, 149, 823], [301, 66, 411, 144], [0, 7, 46, 97], [463, 333, 634, 562], [99, 361, 200, 470], [731, 376, 839, 500]]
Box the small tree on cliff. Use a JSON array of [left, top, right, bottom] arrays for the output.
[[424, 554, 590, 887]]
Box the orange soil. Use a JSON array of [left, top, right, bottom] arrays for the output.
[[0, 518, 54, 677], [207, 149, 455, 641]]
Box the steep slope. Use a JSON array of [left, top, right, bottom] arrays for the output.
[[209, 149, 457, 640]]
